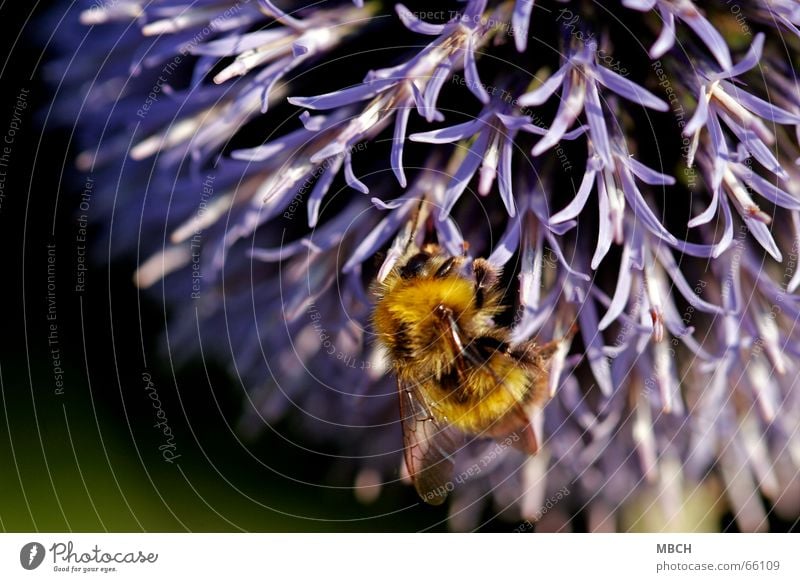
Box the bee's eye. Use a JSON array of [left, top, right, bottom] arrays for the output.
[[400, 252, 431, 279]]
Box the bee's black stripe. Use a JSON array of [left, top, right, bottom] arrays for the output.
[[391, 322, 413, 360], [473, 335, 509, 357], [473, 261, 489, 309]]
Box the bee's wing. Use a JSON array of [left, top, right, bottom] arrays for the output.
[[481, 337, 570, 455], [398, 378, 460, 505], [485, 403, 540, 455]]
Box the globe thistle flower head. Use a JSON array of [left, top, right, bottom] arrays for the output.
[[50, 0, 800, 531]]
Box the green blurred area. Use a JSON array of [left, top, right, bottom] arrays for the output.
[[0, 345, 449, 532]]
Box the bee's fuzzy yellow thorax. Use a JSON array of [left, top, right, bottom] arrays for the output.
[[372, 274, 478, 372], [384, 277, 476, 325]]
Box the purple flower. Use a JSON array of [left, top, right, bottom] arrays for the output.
[[50, 0, 800, 531], [519, 37, 668, 164]]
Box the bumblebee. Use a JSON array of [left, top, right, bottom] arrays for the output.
[[372, 243, 568, 504]]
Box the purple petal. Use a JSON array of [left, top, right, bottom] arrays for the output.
[[299, 110, 325, 131], [687, 183, 720, 227], [626, 157, 675, 185], [288, 78, 395, 110], [518, 62, 569, 107], [713, 196, 735, 258], [463, 0, 488, 21], [527, 186, 573, 233], [531, 77, 586, 156], [436, 215, 465, 256], [544, 230, 591, 281], [310, 139, 347, 163], [577, 297, 614, 396], [342, 199, 415, 272], [618, 167, 679, 245], [722, 81, 800, 125], [519, 123, 548, 137], [653, 246, 725, 314], [723, 119, 785, 178], [391, 105, 411, 188], [258, 0, 304, 28], [344, 151, 369, 194], [591, 177, 614, 269], [409, 116, 488, 144], [563, 125, 589, 140], [598, 242, 634, 330], [584, 79, 613, 169], [683, 86, 709, 137], [307, 155, 344, 227], [550, 166, 596, 224], [441, 129, 491, 217], [706, 107, 728, 173], [672, 240, 715, 259], [745, 217, 782, 261], [714, 33, 764, 80], [371, 196, 404, 210], [622, 0, 657, 10], [464, 33, 490, 104], [649, 8, 675, 59], [789, 213, 800, 292], [253, 63, 289, 113], [511, 303, 558, 347], [595, 66, 669, 111], [395, 4, 447, 35], [512, 0, 535, 52], [250, 240, 307, 262], [739, 167, 800, 210], [519, 227, 544, 307], [496, 112, 533, 130], [191, 30, 286, 56], [422, 62, 451, 122], [497, 136, 517, 217], [252, 201, 365, 261], [488, 212, 522, 267], [232, 139, 291, 162], [410, 80, 426, 117], [680, 7, 732, 70]]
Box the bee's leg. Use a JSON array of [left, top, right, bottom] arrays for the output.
[[472, 258, 500, 309]]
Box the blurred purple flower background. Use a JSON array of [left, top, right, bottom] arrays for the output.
[[47, 0, 800, 531]]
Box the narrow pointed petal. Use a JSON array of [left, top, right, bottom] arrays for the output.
[[396, 4, 446, 35], [441, 129, 491, 217], [518, 62, 569, 107], [344, 151, 369, 194], [497, 136, 517, 217], [464, 33, 490, 104], [391, 105, 411, 187], [649, 8, 675, 59], [550, 167, 596, 224], [595, 66, 669, 111], [512, 0, 535, 52], [288, 78, 395, 110]]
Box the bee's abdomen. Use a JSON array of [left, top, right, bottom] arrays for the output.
[[433, 349, 546, 433]]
